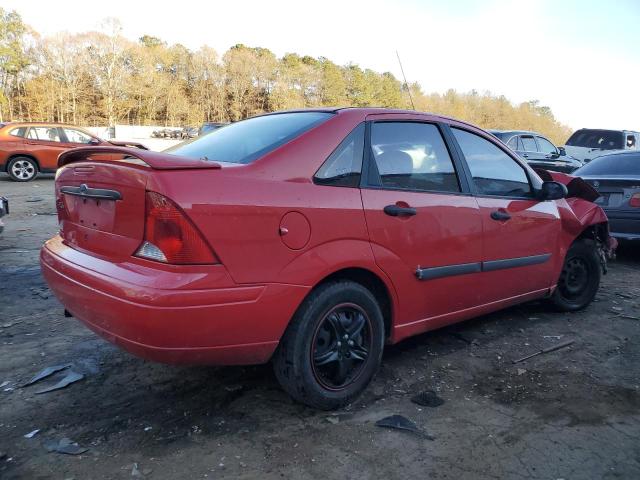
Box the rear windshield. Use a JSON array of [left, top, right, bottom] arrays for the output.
[[575, 153, 640, 176], [167, 112, 333, 164], [566, 129, 623, 150]]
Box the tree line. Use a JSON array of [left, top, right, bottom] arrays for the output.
[[0, 9, 572, 144]]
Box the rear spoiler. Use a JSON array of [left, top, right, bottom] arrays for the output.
[[58, 146, 221, 170], [107, 140, 150, 150]]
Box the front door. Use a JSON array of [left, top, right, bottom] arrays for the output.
[[360, 119, 484, 328], [450, 127, 561, 302]]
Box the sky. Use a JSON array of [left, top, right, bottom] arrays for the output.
[[4, 0, 640, 132]]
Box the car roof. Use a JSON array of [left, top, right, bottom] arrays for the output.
[[573, 128, 640, 135], [257, 107, 484, 131], [488, 129, 543, 136], [1, 121, 90, 129]]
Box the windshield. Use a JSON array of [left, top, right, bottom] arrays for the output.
[[575, 153, 640, 176], [566, 129, 623, 150], [167, 112, 333, 164]]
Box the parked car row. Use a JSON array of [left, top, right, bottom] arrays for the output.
[[152, 123, 228, 140]]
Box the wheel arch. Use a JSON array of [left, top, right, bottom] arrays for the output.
[[306, 267, 394, 339], [6, 153, 41, 172]]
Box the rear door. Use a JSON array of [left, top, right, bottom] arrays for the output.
[[25, 126, 67, 170], [360, 116, 484, 326], [450, 127, 561, 302]]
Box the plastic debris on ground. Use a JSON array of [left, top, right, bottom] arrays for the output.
[[43, 438, 88, 455], [375, 415, 434, 440], [411, 391, 445, 408]]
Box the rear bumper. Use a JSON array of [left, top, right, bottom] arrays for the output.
[[40, 236, 309, 365], [604, 211, 640, 240]]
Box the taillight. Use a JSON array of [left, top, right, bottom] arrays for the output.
[[135, 191, 219, 265], [630, 193, 640, 208]]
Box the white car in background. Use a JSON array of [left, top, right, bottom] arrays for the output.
[[564, 128, 640, 163]]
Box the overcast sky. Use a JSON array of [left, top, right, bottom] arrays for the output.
[[5, 0, 640, 132]]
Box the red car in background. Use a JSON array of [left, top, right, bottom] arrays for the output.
[[0, 122, 146, 181], [41, 108, 615, 409]]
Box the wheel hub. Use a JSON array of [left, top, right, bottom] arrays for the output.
[[560, 257, 589, 297], [311, 303, 372, 391]]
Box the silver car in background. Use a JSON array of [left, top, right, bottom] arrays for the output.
[[573, 151, 640, 241]]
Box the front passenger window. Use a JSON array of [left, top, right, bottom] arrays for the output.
[[452, 128, 532, 197], [369, 122, 460, 193]]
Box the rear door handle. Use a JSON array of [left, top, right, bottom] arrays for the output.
[[490, 210, 511, 221], [522, 153, 529, 158], [384, 205, 417, 217]]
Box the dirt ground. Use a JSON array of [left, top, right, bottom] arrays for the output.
[[1, 174, 639, 480]]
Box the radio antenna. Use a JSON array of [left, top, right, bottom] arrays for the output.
[[396, 50, 415, 110]]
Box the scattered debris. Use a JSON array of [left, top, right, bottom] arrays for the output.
[[0, 381, 9, 388], [26, 197, 44, 203], [516, 368, 527, 376], [325, 416, 340, 425], [375, 415, 434, 440], [144, 426, 153, 432], [44, 438, 88, 455], [23, 364, 71, 387], [24, 429, 40, 439], [512, 340, 575, 364], [131, 463, 143, 477], [543, 335, 563, 340], [35, 370, 84, 394], [411, 391, 445, 408]]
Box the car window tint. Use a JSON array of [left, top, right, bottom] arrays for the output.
[[506, 136, 518, 150], [521, 136, 538, 152], [452, 128, 532, 197], [536, 137, 557, 154], [370, 122, 460, 193], [26, 127, 62, 142], [63, 128, 94, 144], [9, 127, 26, 137], [167, 112, 333, 164], [314, 124, 365, 187]]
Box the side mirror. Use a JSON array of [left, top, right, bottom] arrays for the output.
[[557, 146, 566, 156], [89, 138, 100, 145], [538, 181, 568, 201]]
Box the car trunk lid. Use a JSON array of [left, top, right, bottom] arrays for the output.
[[56, 146, 220, 260]]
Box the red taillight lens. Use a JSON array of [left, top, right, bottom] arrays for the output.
[[630, 193, 640, 208], [136, 191, 219, 264]]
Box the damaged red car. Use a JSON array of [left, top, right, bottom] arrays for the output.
[[41, 108, 615, 409]]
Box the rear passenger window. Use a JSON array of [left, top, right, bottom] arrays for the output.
[[314, 123, 365, 187], [452, 128, 532, 197], [521, 136, 538, 152], [369, 122, 460, 193]]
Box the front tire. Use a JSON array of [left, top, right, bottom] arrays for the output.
[[549, 238, 601, 311], [273, 281, 385, 410], [8, 157, 38, 182]]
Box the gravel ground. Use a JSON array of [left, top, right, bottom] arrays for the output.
[[1, 174, 639, 480]]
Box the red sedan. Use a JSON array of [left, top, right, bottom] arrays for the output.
[[41, 108, 615, 409]]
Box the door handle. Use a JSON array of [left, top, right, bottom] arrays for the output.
[[384, 204, 417, 217], [490, 210, 511, 221], [522, 153, 529, 158]]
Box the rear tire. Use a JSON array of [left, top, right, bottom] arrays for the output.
[[549, 238, 601, 311], [8, 156, 38, 182], [273, 281, 385, 410]]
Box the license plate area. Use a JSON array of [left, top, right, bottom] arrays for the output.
[[64, 195, 116, 232]]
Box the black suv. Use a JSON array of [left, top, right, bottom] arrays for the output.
[[489, 130, 583, 173]]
